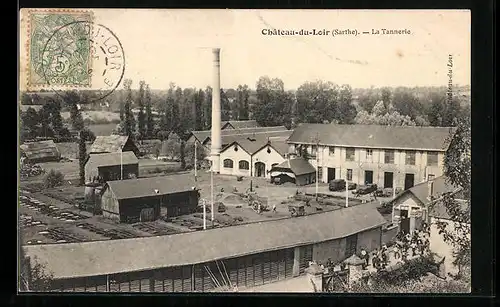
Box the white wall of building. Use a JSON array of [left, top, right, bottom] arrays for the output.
[[219, 143, 286, 179], [252, 145, 286, 179], [289, 143, 445, 188], [219, 144, 252, 177]]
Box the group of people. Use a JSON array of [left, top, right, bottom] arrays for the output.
[[395, 227, 431, 261]]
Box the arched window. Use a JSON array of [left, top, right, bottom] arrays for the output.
[[223, 159, 234, 168], [239, 160, 249, 170]]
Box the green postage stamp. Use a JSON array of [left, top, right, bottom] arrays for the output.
[[26, 9, 94, 88]]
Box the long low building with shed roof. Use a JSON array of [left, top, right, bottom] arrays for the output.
[[24, 204, 387, 292], [287, 123, 456, 191], [84, 151, 139, 183], [89, 135, 140, 157], [270, 158, 317, 186], [99, 173, 199, 223], [20, 140, 61, 163]]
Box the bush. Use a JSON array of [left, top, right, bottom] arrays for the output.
[[43, 169, 65, 189]]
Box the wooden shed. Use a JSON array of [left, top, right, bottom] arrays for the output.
[[85, 152, 139, 183], [100, 174, 199, 223], [89, 135, 140, 157], [19, 140, 61, 163], [270, 158, 316, 186]]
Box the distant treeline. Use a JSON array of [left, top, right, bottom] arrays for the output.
[[20, 77, 471, 143]]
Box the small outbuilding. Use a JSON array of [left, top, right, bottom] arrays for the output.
[[270, 158, 317, 186], [100, 174, 199, 223], [19, 140, 61, 163], [89, 135, 140, 157], [84, 152, 139, 183]]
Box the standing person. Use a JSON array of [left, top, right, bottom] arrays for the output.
[[360, 248, 369, 269], [272, 204, 277, 213]]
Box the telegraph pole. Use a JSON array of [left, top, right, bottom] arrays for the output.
[[194, 140, 197, 182]]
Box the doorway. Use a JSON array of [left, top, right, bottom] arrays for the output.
[[327, 168, 336, 182], [384, 172, 394, 188], [255, 162, 266, 177], [345, 234, 358, 258], [400, 209, 410, 233], [364, 170, 373, 184], [404, 173, 415, 190]]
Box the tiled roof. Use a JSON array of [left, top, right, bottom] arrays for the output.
[[86, 152, 138, 168], [90, 135, 130, 153], [23, 205, 387, 279], [20, 140, 61, 161], [393, 175, 468, 220], [221, 133, 292, 156], [190, 126, 289, 144], [287, 123, 456, 151], [220, 120, 260, 129], [272, 158, 316, 176], [106, 173, 197, 200]]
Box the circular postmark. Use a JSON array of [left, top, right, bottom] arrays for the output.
[[41, 21, 125, 103]]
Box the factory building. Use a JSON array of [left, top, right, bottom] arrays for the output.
[[218, 133, 291, 178], [186, 126, 290, 158], [24, 205, 387, 292], [100, 174, 199, 223], [84, 152, 139, 182], [287, 123, 455, 190]]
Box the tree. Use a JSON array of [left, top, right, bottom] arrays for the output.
[[164, 137, 181, 159], [220, 89, 231, 121], [122, 79, 136, 137], [78, 131, 87, 185], [337, 84, 357, 124], [137, 80, 147, 139], [358, 88, 378, 113], [38, 104, 54, 138], [254, 76, 293, 128], [296, 80, 338, 124], [65, 90, 84, 131], [202, 86, 212, 129], [21, 107, 39, 139], [145, 84, 154, 138], [381, 87, 392, 109], [427, 92, 445, 126], [47, 99, 66, 137], [19, 246, 54, 291], [236, 85, 250, 120], [194, 89, 204, 131], [21, 92, 32, 105], [442, 97, 462, 127], [184, 142, 207, 166], [43, 169, 65, 189], [435, 115, 471, 278]]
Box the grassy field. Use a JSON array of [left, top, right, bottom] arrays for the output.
[[88, 123, 117, 136], [61, 111, 120, 123], [34, 159, 182, 181]]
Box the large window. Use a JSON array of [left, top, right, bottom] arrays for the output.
[[427, 152, 439, 166], [347, 169, 353, 181], [345, 148, 355, 161], [328, 146, 335, 156], [223, 159, 234, 168], [238, 160, 249, 170], [384, 150, 395, 164], [405, 151, 416, 165]]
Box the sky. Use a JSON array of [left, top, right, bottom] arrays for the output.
[[19, 9, 471, 91]]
